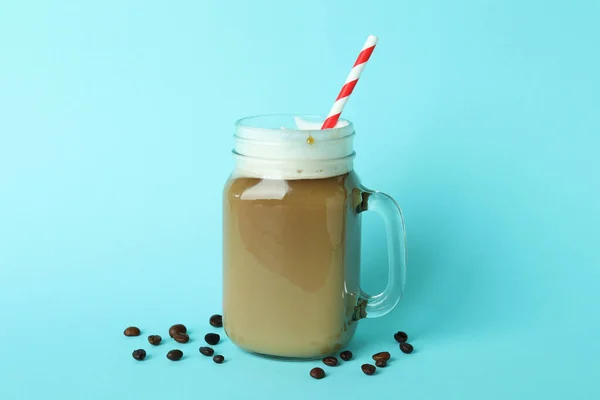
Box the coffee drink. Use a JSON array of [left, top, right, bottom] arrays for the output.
[[223, 171, 365, 358], [222, 114, 407, 359]]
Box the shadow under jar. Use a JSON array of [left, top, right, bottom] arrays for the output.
[[223, 114, 407, 359]]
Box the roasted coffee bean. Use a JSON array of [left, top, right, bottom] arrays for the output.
[[310, 367, 325, 379], [132, 349, 146, 361], [213, 355, 225, 364], [169, 324, 187, 338], [394, 331, 408, 343], [322, 356, 338, 367], [372, 351, 391, 362], [361, 364, 376, 375], [166, 349, 183, 361], [148, 335, 162, 346], [400, 343, 414, 354], [173, 332, 189, 344], [199, 346, 214, 357], [339, 350, 353, 361], [124, 326, 141, 337], [375, 359, 387, 368], [204, 333, 220, 345], [209, 314, 223, 328]]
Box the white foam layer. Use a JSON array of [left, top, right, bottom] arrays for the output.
[[233, 116, 355, 180]]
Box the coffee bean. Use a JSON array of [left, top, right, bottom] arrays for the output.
[[400, 343, 414, 354], [169, 324, 187, 338], [372, 351, 391, 362], [199, 346, 214, 357], [132, 349, 146, 361], [375, 359, 387, 368], [339, 350, 353, 361], [209, 314, 223, 328], [124, 326, 141, 337], [322, 356, 338, 367], [213, 355, 225, 364], [310, 367, 325, 379], [361, 364, 376, 375], [173, 332, 189, 344], [166, 349, 183, 361], [148, 335, 162, 346], [204, 333, 220, 345], [394, 331, 408, 343]]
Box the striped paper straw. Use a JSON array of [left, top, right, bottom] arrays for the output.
[[321, 35, 378, 129]]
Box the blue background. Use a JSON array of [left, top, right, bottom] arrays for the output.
[[1, 0, 599, 399]]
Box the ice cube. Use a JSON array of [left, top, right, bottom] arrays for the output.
[[294, 116, 349, 130]]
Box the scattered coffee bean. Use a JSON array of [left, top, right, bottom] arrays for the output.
[[148, 335, 162, 346], [400, 343, 414, 354], [132, 349, 146, 361], [173, 332, 190, 344], [209, 314, 223, 328], [213, 355, 225, 364], [167, 349, 183, 361], [169, 324, 187, 338], [361, 364, 376, 375], [199, 346, 215, 357], [340, 350, 353, 361], [310, 367, 325, 380], [205, 333, 220, 345], [322, 356, 338, 367], [394, 331, 408, 343], [372, 351, 391, 362], [375, 359, 387, 368], [124, 326, 141, 337]]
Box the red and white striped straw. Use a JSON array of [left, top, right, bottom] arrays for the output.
[[321, 35, 378, 130]]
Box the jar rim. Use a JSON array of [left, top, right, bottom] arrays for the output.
[[235, 114, 354, 140]]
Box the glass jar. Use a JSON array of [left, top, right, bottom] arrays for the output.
[[222, 114, 407, 359]]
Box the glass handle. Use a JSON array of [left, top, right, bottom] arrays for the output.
[[359, 189, 408, 318]]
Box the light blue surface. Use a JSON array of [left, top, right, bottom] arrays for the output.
[[1, 0, 599, 399]]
